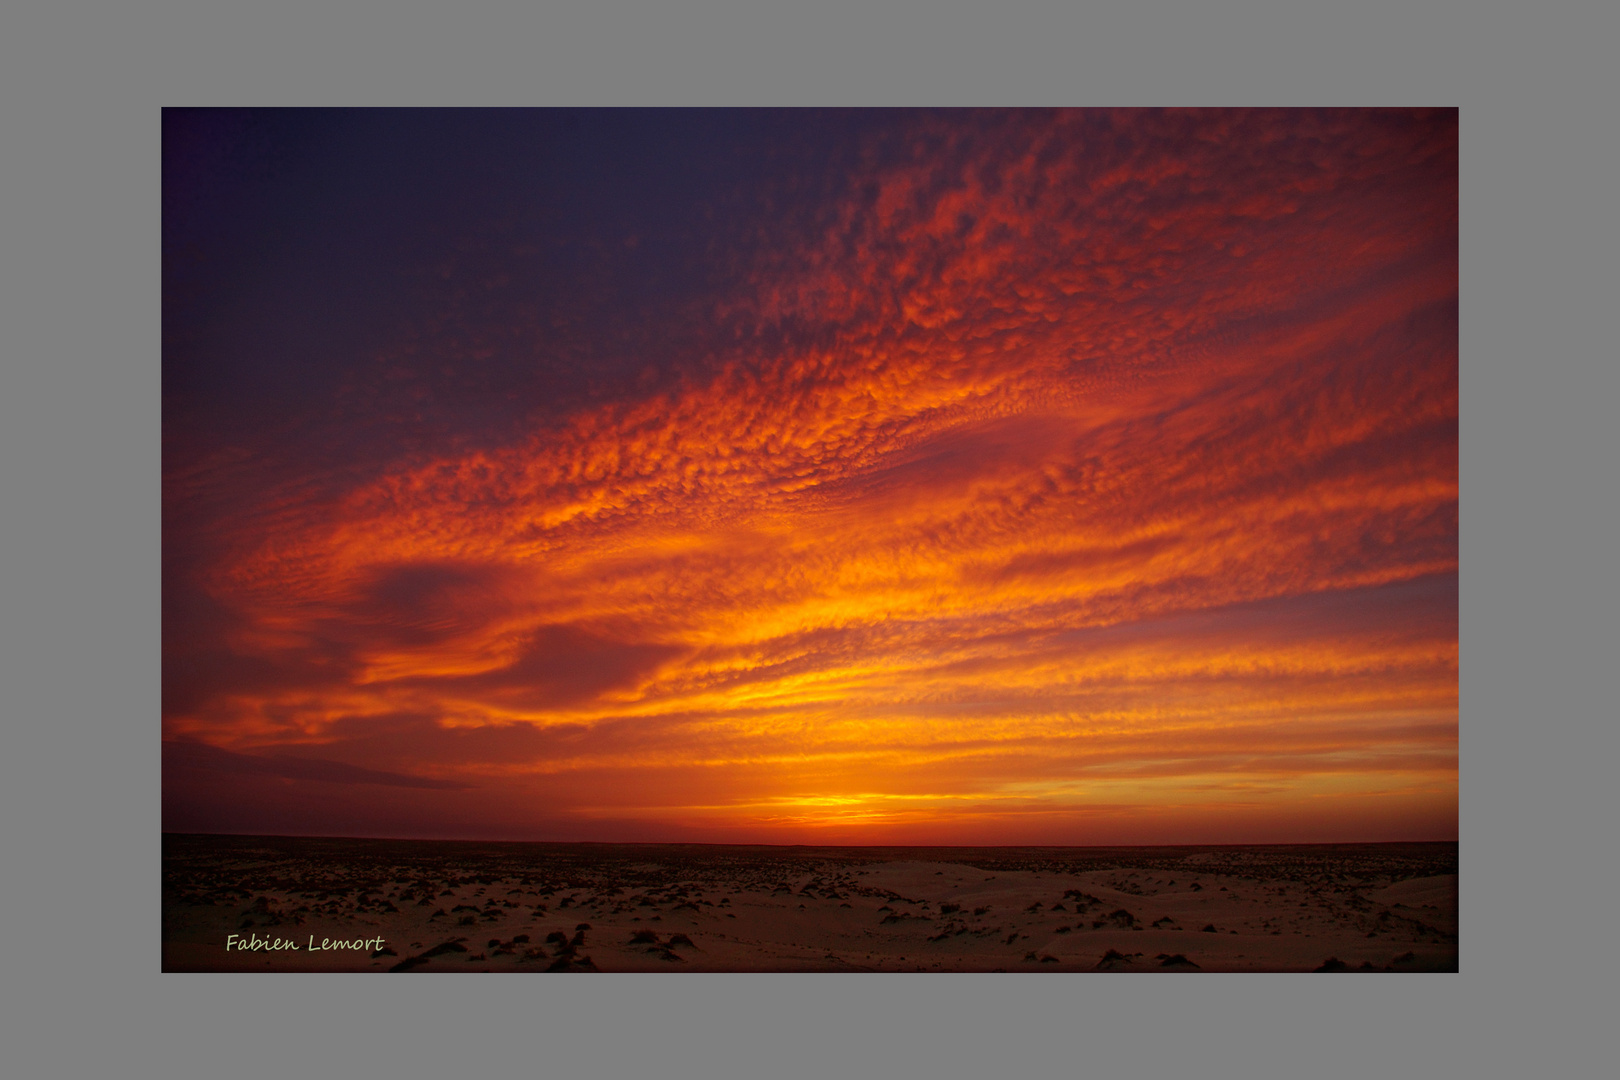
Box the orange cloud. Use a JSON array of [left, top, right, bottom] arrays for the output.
[[164, 109, 1457, 844]]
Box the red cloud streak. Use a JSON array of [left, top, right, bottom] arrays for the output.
[[164, 109, 1457, 844]]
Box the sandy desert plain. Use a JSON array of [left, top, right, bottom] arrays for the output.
[[162, 835, 1457, 973]]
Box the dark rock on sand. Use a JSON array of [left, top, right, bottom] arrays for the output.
[[1095, 949, 1142, 970], [420, 939, 470, 959]]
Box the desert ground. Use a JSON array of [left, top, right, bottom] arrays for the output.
[[163, 836, 1457, 972]]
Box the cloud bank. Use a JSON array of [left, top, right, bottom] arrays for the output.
[[163, 109, 1457, 843]]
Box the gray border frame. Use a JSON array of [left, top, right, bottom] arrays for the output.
[[5, 1, 1610, 1077]]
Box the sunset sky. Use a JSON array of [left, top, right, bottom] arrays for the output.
[[162, 109, 1457, 844]]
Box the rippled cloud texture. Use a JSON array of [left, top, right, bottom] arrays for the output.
[[164, 109, 1457, 843]]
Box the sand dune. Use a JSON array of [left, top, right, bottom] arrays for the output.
[[163, 836, 1458, 972]]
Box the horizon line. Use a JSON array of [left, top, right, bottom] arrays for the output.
[[163, 830, 1458, 850]]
